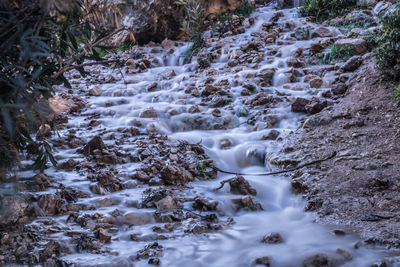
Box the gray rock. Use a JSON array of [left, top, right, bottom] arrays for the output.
[[341, 56, 362, 72], [0, 195, 32, 226], [120, 212, 155, 226]]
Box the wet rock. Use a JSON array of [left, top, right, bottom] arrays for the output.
[[0, 195, 32, 226], [76, 234, 102, 252], [291, 180, 309, 194], [287, 58, 305, 68], [160, 164, 194, 185], [82, 136, 105, 156], [34, 173, 50, 190], [89, 86, 101, 96], [336, 248, 352, 260], [305, 98, 327, 114], [261, 232, 284, 244], [136, 242, 163, 260], [189, 105, 201, 113], [333, 230, 346, 236], [197, 49, 212, 69], [155, 196, 177, 212], [235, 106, 249, 117], [303, 253, 334, 267], [147, 82, 158, 92], [38, 194, 65, 216], [261, 129, 280, 140], [125, 58, 135, 67], [36, 124, 51, 139], [97, 228, 111, 243], [253, 256, 271, 266], [209, 96, 232, 108], [120, 212, 155, 226], [40, 240, 61, 261], [161, 39, 175, 49], [344, 10, 371, 22], [201, 85, 219, 97], [257, 68, 276, 84], [334, 38, 366, 55], [97, 172, 123, 192], [309, 77, 323, 88], [232, 196, 263, 211], [229, 175, 257, 196], [331, 83, 347, 95], [341, 56, 362, 72], [291, 97, 310, 112], [140, 107, 158, 118], [294, 27, 310, 40], [134, 171, 151, 182], [247, 92, 274, 106], [192, 197, 218, 211], [311, 27, 333, 38]]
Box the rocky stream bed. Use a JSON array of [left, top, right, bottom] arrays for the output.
[[2, 1, 400, 266]]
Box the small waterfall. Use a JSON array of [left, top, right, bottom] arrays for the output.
[[293, 0, 301, 7]]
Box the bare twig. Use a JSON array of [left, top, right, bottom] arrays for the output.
[[214, 151, 337, 190], [52, 27, 126, 79]]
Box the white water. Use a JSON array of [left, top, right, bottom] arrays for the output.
[[30, 3, 398, 267]]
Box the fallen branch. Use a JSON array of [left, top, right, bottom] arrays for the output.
[[214, 151, 337, 190], [52, 27, 126, 79]]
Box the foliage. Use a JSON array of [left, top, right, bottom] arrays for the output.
[[175, 0, 206, 58], [319, 44, 354, 64], [0, 0, 121, 172], [375, 3, 400, 81], [392, 84, 400, 99], [329, 18, 375, 29], [220, 2, 254, 22], [96, 40, 136, 58], [233, 2, 254, 17], [299, 0, 358, 21]]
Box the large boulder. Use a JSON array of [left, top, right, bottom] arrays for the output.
[[0, 195, 33, 227]]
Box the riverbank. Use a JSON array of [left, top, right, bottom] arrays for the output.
[[280, 54, 400, 248]]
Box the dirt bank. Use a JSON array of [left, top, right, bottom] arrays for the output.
[[281, 54, 400, 247]]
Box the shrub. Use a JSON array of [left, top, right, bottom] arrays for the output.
[[375, 4, 400, 81], [299, 0, 358, 21], [175, 0, 206, 59], [233, 2, 254, 17], [319, 44, 354, 64], [0, 0, 122, 171]]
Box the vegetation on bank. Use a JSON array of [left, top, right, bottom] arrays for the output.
[[176, 0, 255, 58], [299, 0, 358, 21], [319, 44, 355, 64], [375, 3, 400, 81], [0, 0, 122, 172]]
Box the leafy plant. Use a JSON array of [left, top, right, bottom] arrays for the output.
[[329, 18, 375, 29], [375, 3, 400, 81], [233, 2, 254, 17], [175, 0, 206, 59], [0, 0, 123, 172], [299, 0, 358, 21], [319, 44, 354, 64], [219, 2, 254, 22]]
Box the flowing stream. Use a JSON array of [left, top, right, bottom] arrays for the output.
[[23, 2, 399, 266]]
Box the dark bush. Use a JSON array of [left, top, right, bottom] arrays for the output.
[[0, 0, 121, 171], [299, 0, 358, 21], [375, 3, 400, 81]]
